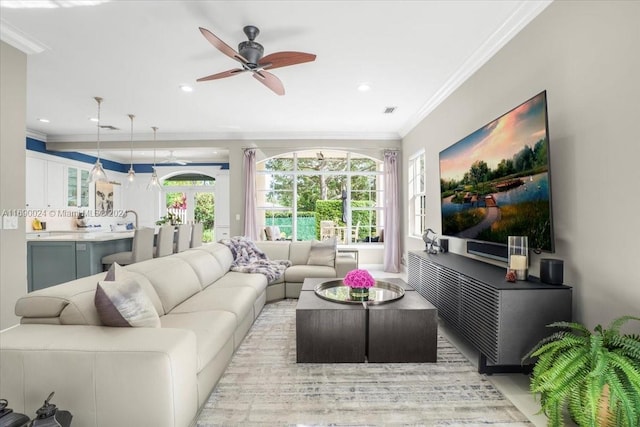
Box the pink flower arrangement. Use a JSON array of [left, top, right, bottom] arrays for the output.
[[343, 269, 375, 289]]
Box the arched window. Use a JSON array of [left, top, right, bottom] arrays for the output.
[[256, 150, 384, 244]]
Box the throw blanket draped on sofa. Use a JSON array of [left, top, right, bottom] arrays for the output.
[[221, 236, 291, 283]]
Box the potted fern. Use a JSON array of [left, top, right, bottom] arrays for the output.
[[524, 315, 640, 427]]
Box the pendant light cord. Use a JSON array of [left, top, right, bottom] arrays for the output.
[[152, 126, 158, 169], [128, 114, 135, 168], [95, 97, 103, 161]]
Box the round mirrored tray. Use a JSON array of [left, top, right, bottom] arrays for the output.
[[314, 279, 405, 305]]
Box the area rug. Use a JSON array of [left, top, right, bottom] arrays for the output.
[[197, 299, 531, 426]]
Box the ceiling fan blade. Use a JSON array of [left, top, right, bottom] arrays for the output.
[[252, 70, 285, 96], [199, 27, 249, 64], [259, 51, 316, 70], [197, 68, 246, 82]]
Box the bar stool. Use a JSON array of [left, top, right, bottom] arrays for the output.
[[102, 227, 154, 269], [174, 223, 191, 253], [155, 224, 174, 257], [190, 223, 203, 248]]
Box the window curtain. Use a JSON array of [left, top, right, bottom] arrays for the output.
[[243, 149, 259, 240], [383, 150, 401, 272]]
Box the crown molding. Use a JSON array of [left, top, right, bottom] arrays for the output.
[[45, 130, 402, 144], [399, 0, 553, 137], [26, 129, 47, 141], [0, 19, 48, 54]]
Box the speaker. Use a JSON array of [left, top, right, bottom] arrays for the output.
[[540, 258, 564, 285], [439, 238, 449, 253], [466, 240, 508, 262]]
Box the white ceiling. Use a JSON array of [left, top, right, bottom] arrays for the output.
[[1, 0, 551, 163]]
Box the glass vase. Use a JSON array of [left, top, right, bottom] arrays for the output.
[[349, 287, 369, 302], [508, 236, 529, 280]]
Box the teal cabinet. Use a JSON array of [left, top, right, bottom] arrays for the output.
[[27, 237, 132, 291], [27, 241, 77, 292], [75, 239, 131, 278]]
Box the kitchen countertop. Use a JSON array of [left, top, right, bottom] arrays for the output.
[[27, 231, 134, 241]]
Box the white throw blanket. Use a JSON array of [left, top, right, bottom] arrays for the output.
[[220, 236, 291, 283]]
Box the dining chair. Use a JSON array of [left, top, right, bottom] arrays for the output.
[[154, 224, 174, 257], [190, 222, 203, 248], [174, 223, 191, 253], [101, 227, 154, 269]]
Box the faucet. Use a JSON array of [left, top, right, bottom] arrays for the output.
[[123, 210, 139, 230]]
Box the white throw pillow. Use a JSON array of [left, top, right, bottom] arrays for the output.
[[95, 263, 161, 328], [307, 237, 337, 267]]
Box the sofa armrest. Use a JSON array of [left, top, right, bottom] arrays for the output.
[[0, 325, 198, 427], [335, 254, 357, 278]]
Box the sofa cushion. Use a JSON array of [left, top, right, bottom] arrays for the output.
[[125, 257, 202, 313], [254, 241, 290, 262], [207, 271, 268, 297], [170, 286, 256, 328], [160, 310, 236, 372], [95, 277, 161, 328], [285, 265, 336, 283], [289, 241, 312, 265], [192, 243, 234, 272], [307, 237, 337, 267], [174, 250, 227, 289]]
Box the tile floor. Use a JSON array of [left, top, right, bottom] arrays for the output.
[[363, 263, 548, 427]]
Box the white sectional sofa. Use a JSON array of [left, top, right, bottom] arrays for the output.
[[0, 240, 356, 427]]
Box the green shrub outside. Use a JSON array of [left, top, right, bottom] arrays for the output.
[[265, 211, 315, 240], [263, 203, 377, 241]]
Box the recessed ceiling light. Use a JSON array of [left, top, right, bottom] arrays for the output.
[[89, 117, 99, 122], [180, 85, 193, 93], [358, 83, 371, 92], [37, 118, 50, 123]]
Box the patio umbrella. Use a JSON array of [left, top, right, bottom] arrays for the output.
[[341, 190, 348, 223]]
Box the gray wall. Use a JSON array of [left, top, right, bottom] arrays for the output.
[[402, 1, 640, 331], [0, 41, 27, 329]]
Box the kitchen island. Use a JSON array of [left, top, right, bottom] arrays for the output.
[[27, 232, 133, 292]]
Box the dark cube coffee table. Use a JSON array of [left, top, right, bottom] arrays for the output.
[[368, 291, 437, 362], [296, 278, 438, 363], [296, 290, 366, 362]]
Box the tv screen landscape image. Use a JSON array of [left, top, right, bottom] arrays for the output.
[[439, 91, 554, 253]]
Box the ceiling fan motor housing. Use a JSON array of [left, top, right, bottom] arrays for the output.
[[238, 41, 264, 66]]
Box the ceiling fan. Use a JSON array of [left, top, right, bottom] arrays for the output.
[[197, 25, 316, 95], [160, 151, 192, 166]]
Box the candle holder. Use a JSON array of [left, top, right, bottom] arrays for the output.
[[508, 236, 529, 280]]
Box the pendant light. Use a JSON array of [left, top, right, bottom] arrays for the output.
[[88, 96, 108, 183], [147, 126, 161, 191], [126, 114, 136, 185]]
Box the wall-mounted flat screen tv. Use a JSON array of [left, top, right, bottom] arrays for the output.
[[439, 90, 554, 254]]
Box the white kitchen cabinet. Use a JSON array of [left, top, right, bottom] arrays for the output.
[[27, 156, 91, 209], [26, 157, 45, 208], [66, 166, 90, 207], [46, 162, 65, 208]]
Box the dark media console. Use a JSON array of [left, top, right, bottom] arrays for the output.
[[408, 251, 572, 374]]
